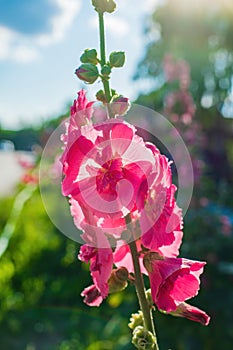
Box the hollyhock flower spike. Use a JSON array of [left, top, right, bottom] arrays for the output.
[[58, 1, 210, 349]]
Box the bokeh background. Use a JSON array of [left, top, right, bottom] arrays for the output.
[[1, 0, 233, 349]]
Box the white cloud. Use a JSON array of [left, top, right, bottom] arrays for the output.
[[12, 45, 39, 63], [106, 16, 130, 37], [36, 0, 81, 46], [89, 15, 130, 37], [0, 25, 39, 62], [0, 0, 81, 63], [0, 26, 14, 59]]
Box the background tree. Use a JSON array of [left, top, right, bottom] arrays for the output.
[[136, 0, 233, 187]]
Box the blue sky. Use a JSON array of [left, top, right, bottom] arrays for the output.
[[0, 0, 160, 130]]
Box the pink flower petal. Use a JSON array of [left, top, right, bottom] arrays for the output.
[[110, 122, 135, 156], [114, 242, 148, 275], [81, 284, 103, 307], [167, 302, 210, 326]]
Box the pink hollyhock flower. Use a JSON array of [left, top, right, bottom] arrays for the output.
[[69, 198, 113, 306], [166, 302, 210, 326], [143, 252, 206, 312], [73, 202, 113, 305], [78, 236, 113, 306], [140, 184, 183, 257], [62, 118, 156, 220], [69, 197, 86, 230], [163, 54, 191, 90], [61, 90, 94, 164], [70, 90, 94, 126], [111, 96, 130, 116], [70, 187, 126, 240], [139, 144, 183, 257], [79, 241, 113, 300]]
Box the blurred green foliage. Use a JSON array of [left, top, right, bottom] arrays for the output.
[[0, 186, 136, 349]]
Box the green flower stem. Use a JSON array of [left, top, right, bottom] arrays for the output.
[[98, 12, 112, 117], [126, 216, 159, 350]]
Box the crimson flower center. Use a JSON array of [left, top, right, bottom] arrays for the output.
[[96, 158, 124, 200]]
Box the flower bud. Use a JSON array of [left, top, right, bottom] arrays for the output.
[[92, 0, 116, 13], [101, 64, 112, 77], [132, 326, 156, 350], [96, 89, 107, 103], [75, 63, 99, 84], [128, 311, 144, 330], [80, 49, 98, 65], [109, 51, 125, 68], [108, 267, 128, 293], [111, 95, 130, 116]]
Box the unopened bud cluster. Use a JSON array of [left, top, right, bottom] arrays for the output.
[[75, 50, 125, 85]]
